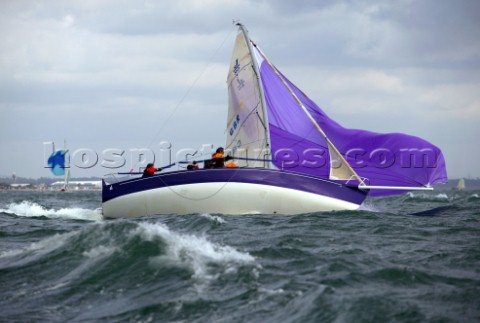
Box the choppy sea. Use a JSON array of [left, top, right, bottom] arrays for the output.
[[0, 189, 479, 322]]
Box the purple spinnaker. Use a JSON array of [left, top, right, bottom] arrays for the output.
[[258, 56, 447, 196]]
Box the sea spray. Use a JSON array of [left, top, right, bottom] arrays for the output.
[[135, 222, 255, 281], [0, 200, 102, 221]]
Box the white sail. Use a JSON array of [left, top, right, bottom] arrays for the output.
[[226, 28, 271, 168], [457, 178, 466, 190]]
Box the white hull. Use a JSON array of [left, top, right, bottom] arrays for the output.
[[103, 182, 361, 218]]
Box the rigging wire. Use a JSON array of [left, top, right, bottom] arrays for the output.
[[147, 25, 237, 149], [140, 25, 238, 202]]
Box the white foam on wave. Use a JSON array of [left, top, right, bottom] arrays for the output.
[[0, 201, 102, 221], [435, 193, 449, 200], [358, 201, 380, 212], [199, 213, 226, 224], [134, 222, 255, 281], [406, 192, 450, 201]]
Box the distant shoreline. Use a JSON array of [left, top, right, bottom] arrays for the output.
[[2, 176, 480, 191]]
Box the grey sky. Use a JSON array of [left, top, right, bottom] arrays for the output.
[[1, 0, 479, 179]]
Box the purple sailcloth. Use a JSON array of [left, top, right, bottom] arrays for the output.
[[254, 46, 448, 195]]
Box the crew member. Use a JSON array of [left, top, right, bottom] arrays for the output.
[[211, 147, 234, 168], [142, 163, 162, 177], [187, 161, 199, 170], [212, 147, 225, 168]]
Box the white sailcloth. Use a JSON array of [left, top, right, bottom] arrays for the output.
[[226, 31, 270, 168]]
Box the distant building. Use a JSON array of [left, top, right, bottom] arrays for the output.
[[10, 183, 31, 189], [50, 180, 102, 190]]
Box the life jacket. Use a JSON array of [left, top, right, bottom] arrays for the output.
[[142, 166, 156, 177], [211, 152, 225, 168], [226, 162, 237, 168]]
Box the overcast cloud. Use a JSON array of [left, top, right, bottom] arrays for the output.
[[0, 0, 479, 179]]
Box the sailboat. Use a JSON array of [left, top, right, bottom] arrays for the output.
[[102, 24, 447, 218], [48, 140, 70, 191], [454, 178, 465, 191]]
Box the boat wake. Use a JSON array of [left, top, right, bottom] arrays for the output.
[[358, 200, 381, 213]]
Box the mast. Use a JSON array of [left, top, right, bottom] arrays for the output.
[[63, 140, 70, 191], [236, 23, 272, 168]]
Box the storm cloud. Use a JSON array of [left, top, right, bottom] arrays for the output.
[[1, 0, 478, 179]]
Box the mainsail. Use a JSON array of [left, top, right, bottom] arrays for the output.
[[226, 29, 270, 168], [227, 24, 448, 195]]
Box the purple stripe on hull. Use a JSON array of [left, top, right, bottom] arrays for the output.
[[102, 168, 367, 206]]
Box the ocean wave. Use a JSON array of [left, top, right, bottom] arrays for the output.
[[0, 201, 102, 221], [0, 192, 477, 322], [0, 220, 257, 286], [0, 230, 77, 261], [199, 213, 226, 224], [134, 222, 255, 282], [405, 192, 450, 202], [411, 205, 458, 217], [82, 244, 118, 259]]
